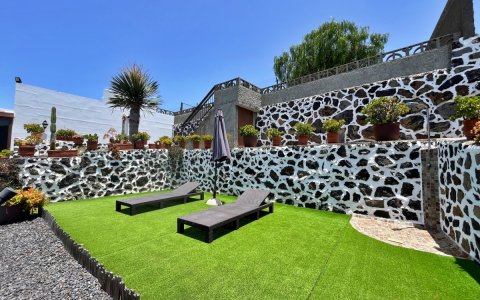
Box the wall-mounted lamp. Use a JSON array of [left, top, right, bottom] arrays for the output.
[[42, 120, 48, 129], [15, 77, 22, 83]]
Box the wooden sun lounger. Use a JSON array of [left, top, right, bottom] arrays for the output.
[[116, 182, 204, 215], [177, 189, 273, 243]]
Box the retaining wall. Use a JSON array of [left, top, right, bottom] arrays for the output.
[[438, 141, 480, 262]]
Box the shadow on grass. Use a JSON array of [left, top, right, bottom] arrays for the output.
[[116, 197, 203, 216], [455, 258, 480, 284], [180, 211, 271, 243]]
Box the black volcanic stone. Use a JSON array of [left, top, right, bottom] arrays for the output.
[[375, 156, 393, 166], [463, 221, 471, 236], [297, 170, 309, 178], [136, 176, 148, 187], [358, 183, 372, 196], [405, 169, 420, 179], [374, 210, 390, 219], [269, 170, 279, 182], [408, 200, 421, 210], [280, 166, 294, 176], [385, 177, 399, 185], [356, 169, 370, 181], [466, 69, 480, 83], [357, 159, 368, 167], [376, 89, 396, 97], [374, 186, 394, 198], [402, 209, 418, 221], [387, 198, 402, 208], [245, 167, 255, 175], [80, 157, 91, 168], [331, 190, 343, 200], [58, 173, 80, 189], [305, 160, 319, 170], [365, 199, 384, 208], [401, 183, 414, 197], [50, 163, 66, 175], [337, 146, 347, 158]]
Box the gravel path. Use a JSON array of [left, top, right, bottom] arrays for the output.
[[0, 218, 111, 300]]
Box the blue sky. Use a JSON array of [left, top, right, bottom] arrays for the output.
[[0, 0, 477, 111]]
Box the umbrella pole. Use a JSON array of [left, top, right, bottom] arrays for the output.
[[213, 161, 217, 199]]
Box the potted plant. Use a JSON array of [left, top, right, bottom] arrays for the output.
[[188, 134, 202, 149], [0, 149, 12, 159], [473, 121, 480, 144], [56, 129, 77, 141], [361, 97, 410, 141], [174, 135, 187, 148], [23, 123, 45, 139], [450, 96, 480, 140], [83, 134, 99, 151], [72, 134, 84, 146], [48, 146, 78, 157], [293, 122, 315, 145], [158, 136, 173, 149], [266, 128, 283, 146], [132, 132, 150, 149], [239, 125, 259, 147], [16, 135, 42, 157], [202, 134, 213, 149], [323, 119, 345, 143], [2, 187, 49, 224], [115, 134, 129, 144]]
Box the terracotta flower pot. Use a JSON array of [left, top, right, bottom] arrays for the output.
[[47, 149, 78, 157], [56, 136, 73, 141], [134, 140, 146, 149], [72, 136, 84, 145], [157, 143, 165, 149], [204, 140, 212, 149], [326, 132, 340, 144], [86, 140, 98, 151], [18, 145, 35, 157], [243, 136, 258, 147], [271, 136, 281, 146], [148, 143, 157, 149], [373, 122, 400, 141], [178, 141, 186, 149], [192, 141, 200, 149], [463, 119, 479, 140], [111, 143, 133, 150], [297, 135, 309, 146]]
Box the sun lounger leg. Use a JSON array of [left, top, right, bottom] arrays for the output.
[[201, 193, 204, 200], [269, 204, 274, 213], [130, 207, 136, 216], [184, 197, 187, 204], [116, 202, 121, 212], [206, 229, 213, 243], [255, 211, 260, 220], [235, 219, 240, 230], [177, 220, 184, 233]]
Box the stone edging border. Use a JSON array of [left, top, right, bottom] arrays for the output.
[[41, 211, 141, 300]]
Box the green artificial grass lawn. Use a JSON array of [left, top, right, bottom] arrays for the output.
[[47, 191, 480, 299]]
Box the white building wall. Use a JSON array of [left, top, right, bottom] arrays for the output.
[[12, 83, 173, 144]]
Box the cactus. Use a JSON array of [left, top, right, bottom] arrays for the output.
[[50, 106, 57, 150]]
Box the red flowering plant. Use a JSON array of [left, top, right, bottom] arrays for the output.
[[6, 187, 49, 215]]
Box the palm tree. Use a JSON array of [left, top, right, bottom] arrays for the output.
[[107, 64, 160, 139]]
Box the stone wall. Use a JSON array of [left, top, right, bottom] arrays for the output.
[[181, 141, 424, 223], [17, 150, 172, 201], [255, 35, 480, 145], [438, 141, 480, 262]]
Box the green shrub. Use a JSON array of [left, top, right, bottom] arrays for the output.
[[23, 123, 44, 134], [361, 97, 410, 125], [188, 134, 202, 142], [0, 159, 21, 191], [201, 134, 214, 142], [266, 128, 283, 138], [83, 134, 98, 141], [450, 96, 480, 120], [293, 122, 315, 135], [159, 136, 173, 145], [115, 134, 129, 142], [174, 135, 187, 143], [56, 129, 76, 138], [132, 132, 150, 141], [0, 149, 13, 158], [323, 119, 345, 133], [239, 125, 259, 137]]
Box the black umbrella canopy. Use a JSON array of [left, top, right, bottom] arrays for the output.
[[212, 109, 231, 161]]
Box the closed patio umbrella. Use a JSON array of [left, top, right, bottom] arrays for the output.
[[206, 109, 231, 206]]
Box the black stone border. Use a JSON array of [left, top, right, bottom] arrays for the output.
[[42, 211, 141, 300]]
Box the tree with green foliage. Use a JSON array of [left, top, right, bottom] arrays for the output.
[[273, 19, 388, 82], [107, 64, 161, 138]]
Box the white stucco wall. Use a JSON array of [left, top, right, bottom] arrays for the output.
[[12, 83, 173, 144]]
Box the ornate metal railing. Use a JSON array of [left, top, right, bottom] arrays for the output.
[[261, 33, 459, 94], [156, 108, 175, 115]]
